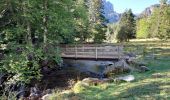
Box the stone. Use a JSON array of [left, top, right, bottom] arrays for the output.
[[42, 67, 51, 72], [29, 93, 40, 100], [82, 78, 111, 86], [16, 85, 30, 100], [73, 81, 87, 93], [115, 75, 135, 82], [41, 94, 53, 100], [104, 59, 132, 75], [126, 52, 136, 57], [61, 90, 74, 95], [70, 96, 81, 100], [40, 89, 52, 100], [127, 57, 136, 63], [28, 86, 42, 100], [138, 66, 150, 72], [152, 73, 164, 78], [0, 73, 6, 84], [126, 59, 150, 72], [0, 53, 4, 60]]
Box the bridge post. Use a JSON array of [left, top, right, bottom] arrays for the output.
[[75, 45, 77, 59], [82, 44, 84, 52], [95, 46, 98, 60], [65, 45, 67, 52], [118, 45, 120, 59]]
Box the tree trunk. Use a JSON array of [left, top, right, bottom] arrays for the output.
[[27, 21, 32, 46], [23, 1, 33, 46], [43, 0, 48, 45]]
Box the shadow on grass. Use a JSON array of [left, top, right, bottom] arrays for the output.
[[115, 81, 170, 100], [74, 81, 170, 100]]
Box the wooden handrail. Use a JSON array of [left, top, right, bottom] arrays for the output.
[[61, 44, 124, 59]]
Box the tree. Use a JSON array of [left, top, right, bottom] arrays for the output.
[[0, 0, 81, 84], [86, 0, 107, 43], [157, 1, 170, 39], [149, 1, 170, 39], [116, 9, 136, 42], [0, 0, 110, 86], [136, 18, 151, 38], [116, 25, 128, 42], [136, 1, 170, 40], [160, 0, 168, 5], [74, 0, 90, 42]]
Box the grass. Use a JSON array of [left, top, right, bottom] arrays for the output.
[[52, 39, 170, 100], [72, 60, 170, 100]]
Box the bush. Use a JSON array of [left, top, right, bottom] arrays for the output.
[[0, 42, 62, 85], [1, 45, 42, 84]]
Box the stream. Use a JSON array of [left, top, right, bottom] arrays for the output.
[[63, 59, 119, 78]]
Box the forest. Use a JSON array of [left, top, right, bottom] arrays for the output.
[[0, 0, 170, 100]]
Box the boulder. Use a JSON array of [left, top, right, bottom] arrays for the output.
[[41, 67, 52, 75], [138, 66, 150, 72], [127, 57, 136, 63], [73, 78, 111, 93], [0, 53, 4, 60], [82, 78, 111, 86], [61, 90, 74, 95], [41, 94, 53, 100], [73, 81, 87, 93], [126, 52, 136, 57], [114, 75, 135, 82], [152, 73, 164, 78], [126, 59, 150, 72], [28, 86, 42, 100], [104, 59, 132, 75], [16, 87, 30, 100], [0, 73, 6, 85], [69, 96, 81, 100]]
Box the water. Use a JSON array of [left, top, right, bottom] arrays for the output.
[[63, 59, 117, 78]]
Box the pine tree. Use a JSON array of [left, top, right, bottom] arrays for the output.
[[116, 9, 136, 42], [86, 0, 107, 43], [157, 0, 170, 39]]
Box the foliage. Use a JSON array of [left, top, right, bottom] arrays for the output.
[[0, 0, 70, 85], [0, 0, 108, 85], [116, 9, 136, 42], [136, 1, 170, 40], [136, 18, 151, 38], [1, 45, 41, 84], [116, 25, 128, 42], [93, 24, 107, 43], [73, 0, 90, 42], [86, 0, 107, 43], [157, 3, 170, 39]]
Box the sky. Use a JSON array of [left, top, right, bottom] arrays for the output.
[[107, 0, 160, 14]]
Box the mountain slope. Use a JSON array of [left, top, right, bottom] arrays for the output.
[[139, 4, 160, 18], [102, 0, 120, 23]]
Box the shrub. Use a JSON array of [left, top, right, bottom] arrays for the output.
[[1, 45, 42, 84]]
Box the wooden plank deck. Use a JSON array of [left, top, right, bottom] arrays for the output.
[[60, 44, 127, 60]]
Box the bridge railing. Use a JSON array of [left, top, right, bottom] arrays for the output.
[[60, 44, 125, 59]]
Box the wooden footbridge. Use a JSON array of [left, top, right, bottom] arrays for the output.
[[60, 44, 128, 60]]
